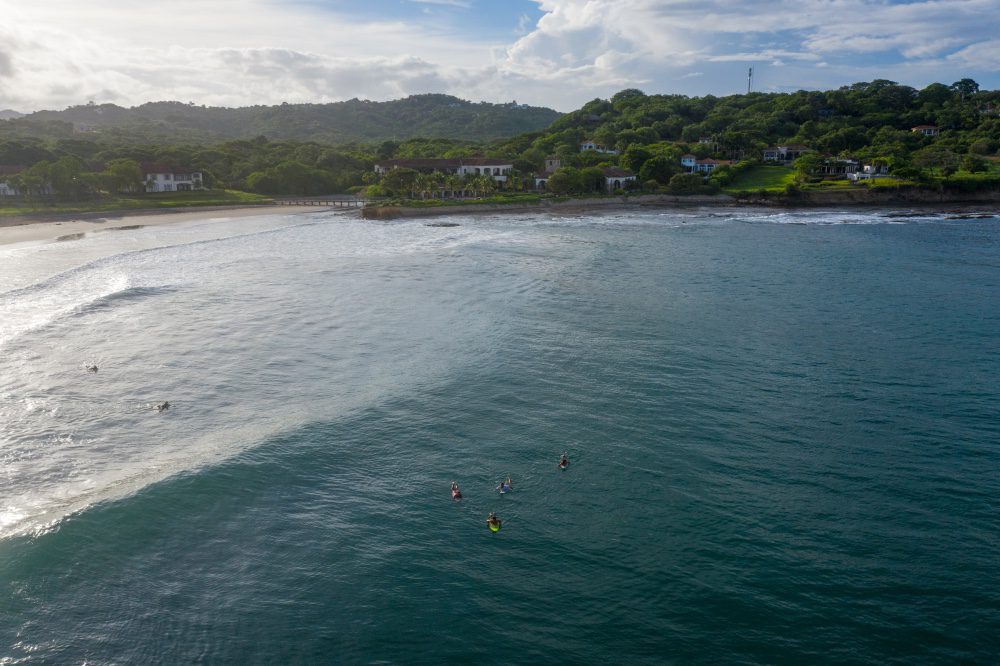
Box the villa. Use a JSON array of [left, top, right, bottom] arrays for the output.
[[600, 166, 636, 192], [579, 140, 619, 155], [680, 155, 732, 174], [143, 165, 205, 192], [911, 125, 941, 136], [374, 158, 513, 183], [533, 155, 562, 190], [762, 145, 812, 163]]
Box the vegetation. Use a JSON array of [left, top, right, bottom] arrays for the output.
[[1, 79, 998, 212], [1, 95, 560, 144], [0, 189, 271, 216]]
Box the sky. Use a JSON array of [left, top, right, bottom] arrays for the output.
[[0, 0, 997, 113]]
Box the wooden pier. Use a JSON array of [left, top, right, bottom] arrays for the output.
[[273, 197, 367, 208]]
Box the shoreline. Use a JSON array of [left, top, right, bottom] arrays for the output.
[[0, 205, 322, 246], [361, 190, 1000, 220]]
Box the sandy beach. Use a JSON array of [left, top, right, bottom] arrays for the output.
[[0, 205, 323, 246]]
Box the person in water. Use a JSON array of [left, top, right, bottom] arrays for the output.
[[559, 453, 569, 468], [156, 401, 170, 412], [451, 481, 462, 498], [86, 365, 98, 373], [497, 476, 512, 493], [486, 512, 501, 529]]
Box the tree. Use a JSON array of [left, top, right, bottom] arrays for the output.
[[951, 78, 979, 100], [621, 145, 652, 173], [961, 155, 988, 173], [668, 173, 705, 195], [638, 156, 679, 184], [102, 159, 144, 193]]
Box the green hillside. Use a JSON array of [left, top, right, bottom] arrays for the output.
[[1, 95, 561, 144]]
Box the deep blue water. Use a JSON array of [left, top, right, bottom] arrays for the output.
[[1, 208, 998, 663]]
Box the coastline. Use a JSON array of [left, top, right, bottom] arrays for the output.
[[0, 205, 321, 247], [361, 189, 1000, 220]]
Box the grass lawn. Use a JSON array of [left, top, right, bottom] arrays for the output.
[[0, 189, 273, 217], [723, 166, 795, 193]]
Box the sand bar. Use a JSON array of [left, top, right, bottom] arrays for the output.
[[0, 205, 323, 246]]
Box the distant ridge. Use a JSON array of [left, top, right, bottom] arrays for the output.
[[0, 109, 24, 120], [6, 95, 561, 144]]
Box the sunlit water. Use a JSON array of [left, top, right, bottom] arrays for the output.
[[1, 207, 998, 663]]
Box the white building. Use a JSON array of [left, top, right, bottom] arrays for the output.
[[579, 140, 619, 155], [374, 158, 512, 182], [601, 167, 636, 192], [681, 155, 731, 174], [144, 165, 205, 192]]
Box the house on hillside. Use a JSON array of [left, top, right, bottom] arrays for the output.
[[533, 155, 562, 190], [373, 158, 512, 183], [144, 165, 205, 192], [911, 125, 941, 136], [579, 139, 619, 155], [601, 166, 636, 192], [681, 155, 732, 174], [762, 145, 812, 164]]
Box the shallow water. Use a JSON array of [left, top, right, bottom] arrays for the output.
[[1, 208, 998, 663]]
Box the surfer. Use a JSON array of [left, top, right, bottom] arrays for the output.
[[86, 365, 98, 373], [451, 481, 462, 499], [156, 401, 170, 412], [559, 452, 569, 469], [496, 476, 512, 493], [486, 512, 502, 531]]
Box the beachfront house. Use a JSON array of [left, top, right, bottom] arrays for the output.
[[533, 156, 562, 190], [820, 158, 859, 177], [911, 125, 941, 136], [373, 158, 513, 183], [144, 165, 205, 192], [849, 163, 891, 181], [762, 145, 812, 164], [601, 166, 636, 192], [579, 139, 619, 155], [681, 155, 732, 174]]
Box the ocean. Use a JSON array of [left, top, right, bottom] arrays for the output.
[[1, 207, 998, 663]]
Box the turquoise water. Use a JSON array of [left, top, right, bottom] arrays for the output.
[[1, 208, 998, 663]]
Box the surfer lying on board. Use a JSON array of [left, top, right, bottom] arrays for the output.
[[559, 453, 569, 468], [496, 476, 512, 493], [451, 481, 462, 499], [486, 512, 502, 530], [156, 401, 170, 412]]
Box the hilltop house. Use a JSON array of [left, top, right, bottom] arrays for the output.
[[579, 139, 619, 155], [680, 155, 731, 174], [911, 125, 941, 136], [373, 158, 513, 183], [144, 165, 205, 192]]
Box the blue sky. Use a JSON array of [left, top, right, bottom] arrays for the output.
[[0, 0, 997, 112]]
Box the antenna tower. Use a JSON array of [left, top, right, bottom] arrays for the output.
[[747, 67, 753, 94]]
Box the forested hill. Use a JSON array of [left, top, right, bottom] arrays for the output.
[[1, 95, 561, 144]]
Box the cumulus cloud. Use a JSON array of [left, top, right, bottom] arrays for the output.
[[0, 0, 996, 112]]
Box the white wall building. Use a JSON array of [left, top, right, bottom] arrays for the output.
[[144, 165, 205, 192]]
